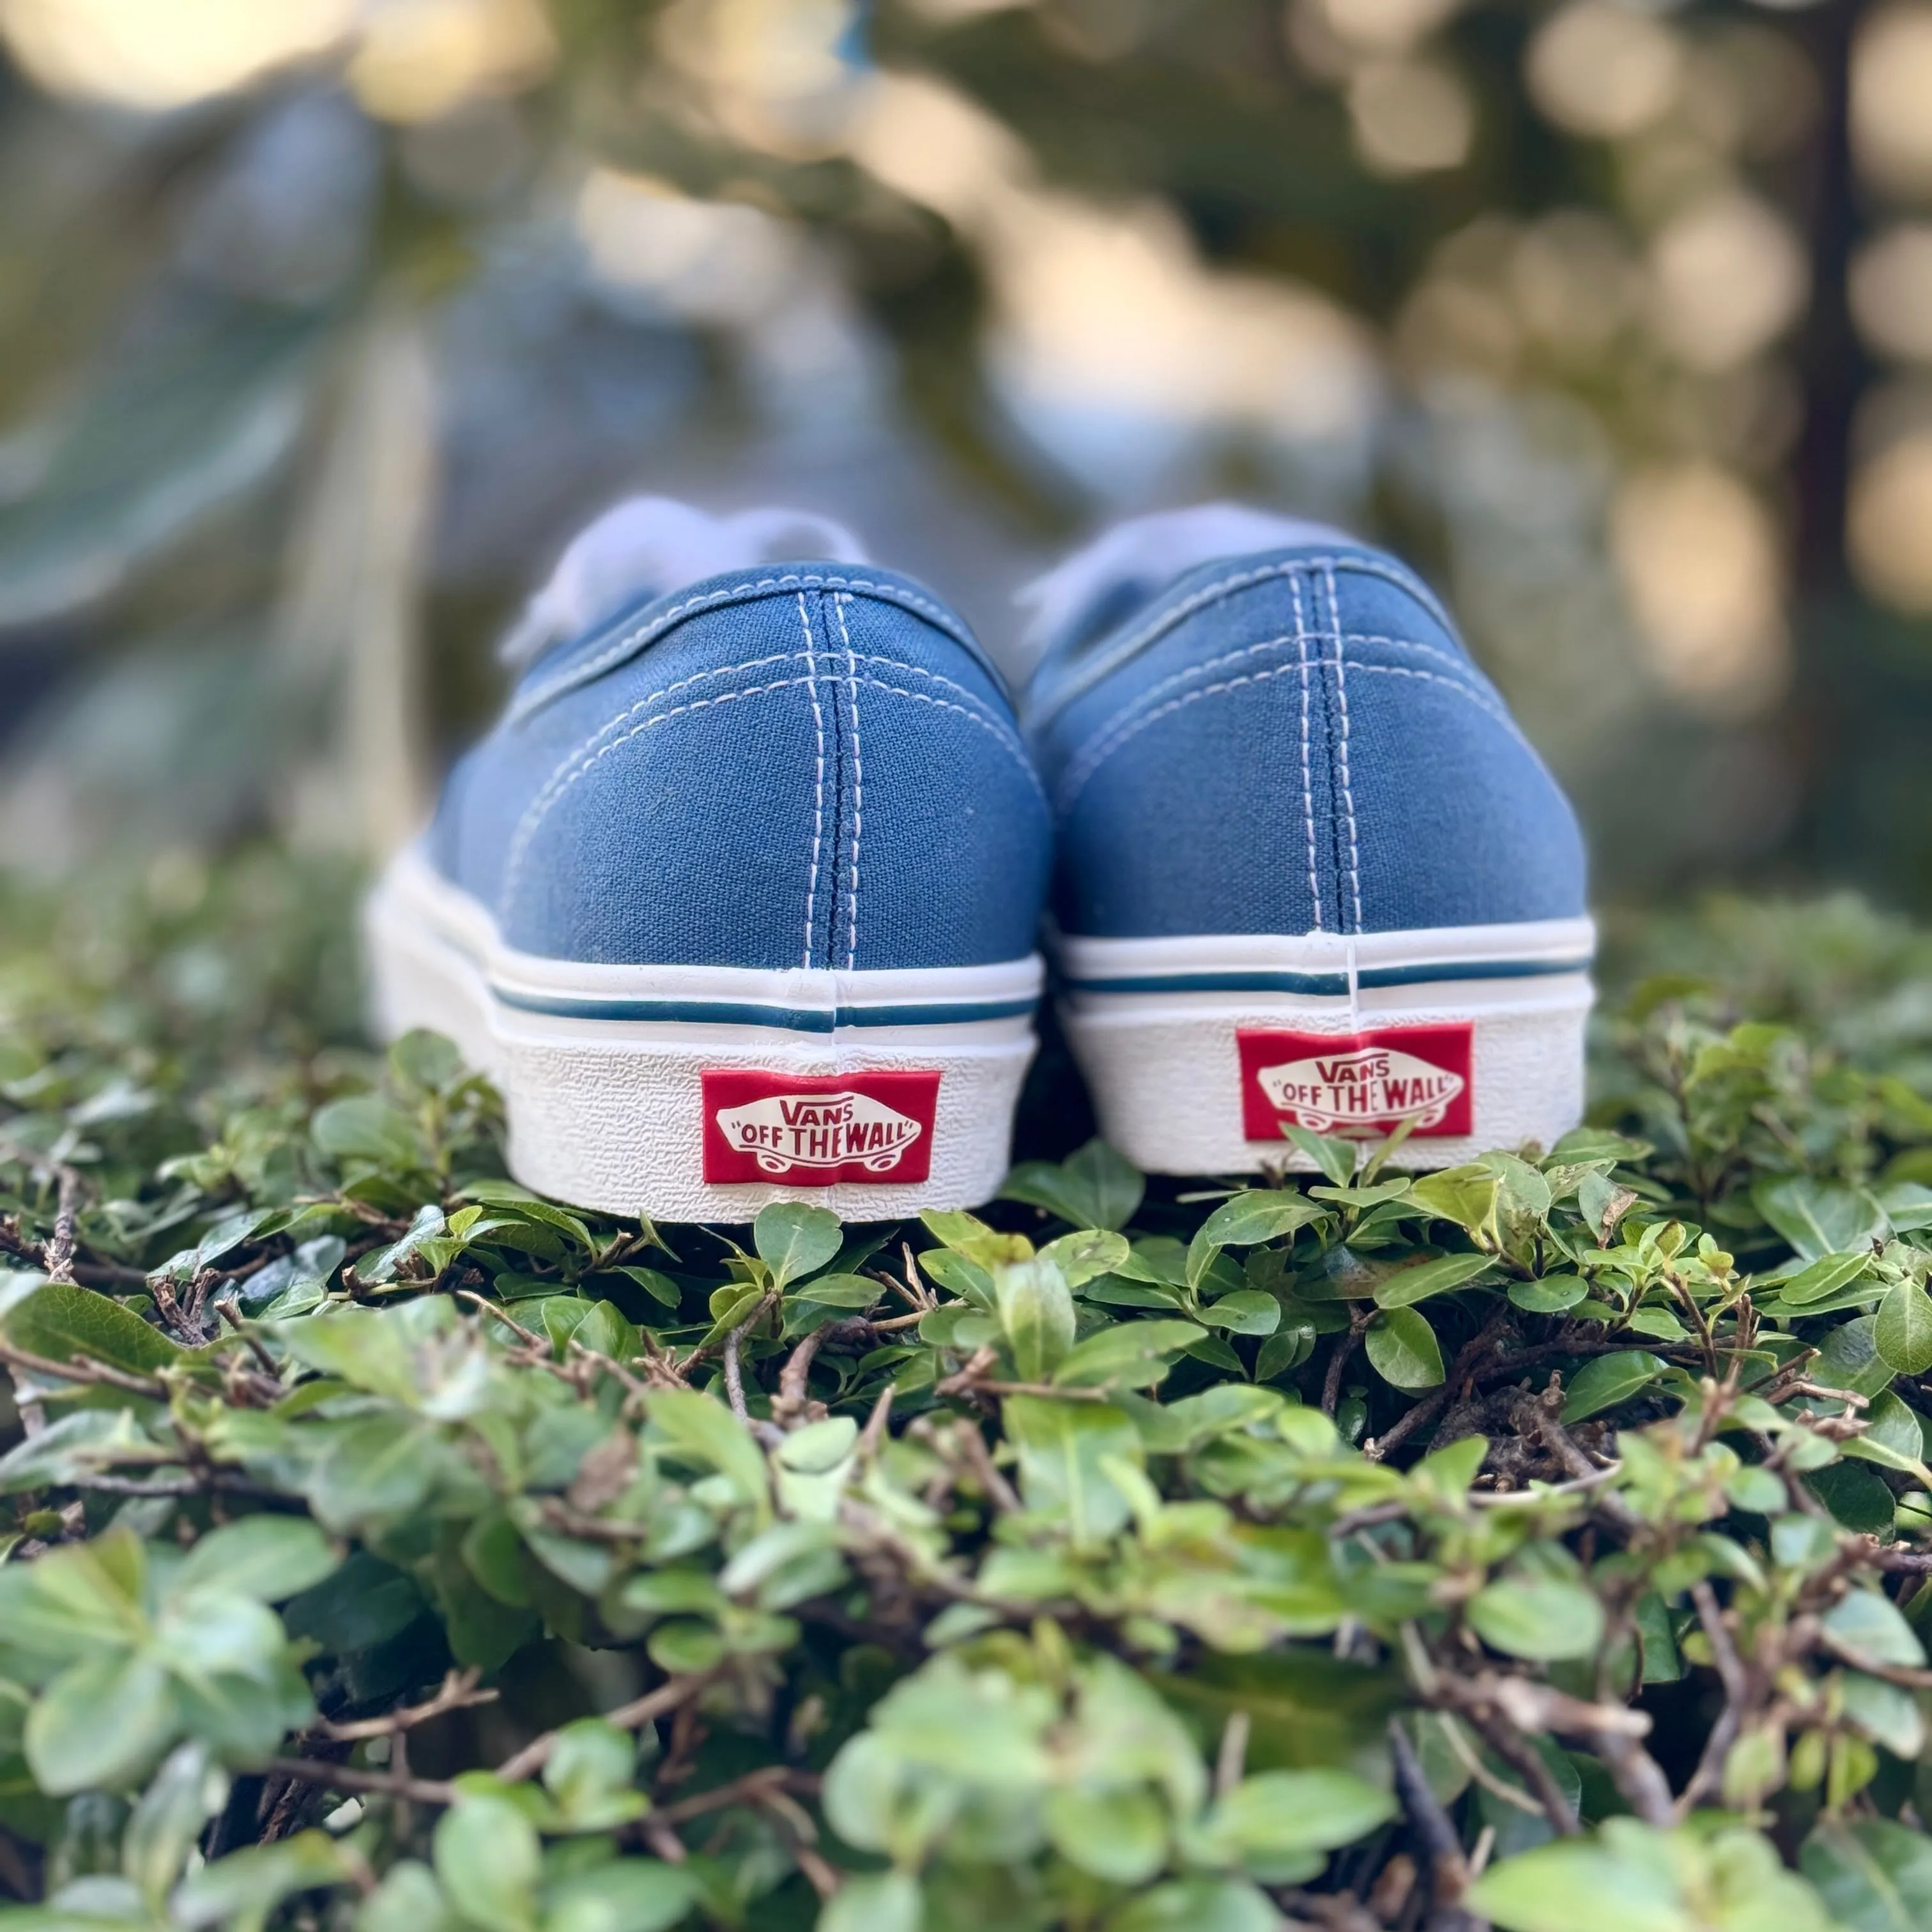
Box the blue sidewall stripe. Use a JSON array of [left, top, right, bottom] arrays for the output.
[[491, 990, 1039, 1030], [1064, 958, 1593, 996]]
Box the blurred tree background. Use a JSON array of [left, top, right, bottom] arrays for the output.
[[0, 0, 1924, 914]]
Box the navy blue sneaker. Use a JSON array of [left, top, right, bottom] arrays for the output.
[[367, 500, 1051, 1219], [1020, 506, 1594, 1176]]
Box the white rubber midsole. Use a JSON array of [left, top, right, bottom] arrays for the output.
[[1055, 919, 1595, 1175], [364, 848, 1041, 1220]]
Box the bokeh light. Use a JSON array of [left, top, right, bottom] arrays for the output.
[[1646, 190, 1807, 372], [1851, 430, 1932, 611], [1611, 463, 1789, 716], [1526, 1, 1681, 141], [0, 0, 353, 110], [1852, 224, 1932, 363], [1347, 57, 1474, 176], [1852, 4, 1932, 199]]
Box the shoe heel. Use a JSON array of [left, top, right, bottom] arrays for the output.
[[1057, 923, 1594, 1174], [367, 849, 1039, 1220]]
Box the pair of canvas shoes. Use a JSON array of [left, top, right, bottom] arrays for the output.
[[368, 499, 1593, 1220]]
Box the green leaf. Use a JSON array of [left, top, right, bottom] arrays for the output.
[[1508, 1275, 1588, 1314], [1053, 1319, 1207, 1390], [1807, 1462, 1897, 1536], [309, 1414, 440, 1530], [1757, 1176, 1887, 1264], [1406, 1165, 1499, 1241], [1004, 1397, 1142, 1546], [1045, 1784, 1168, 1885], [752, 1202, 842, 1291], [1040, 1228, 1131, 1289], [7, 1280, 185, 1376], [1106, 1877, 1278, 1932], [312, 1093, 423, 1169], [1198, 1767, 1397, 1860], [1816, 1317, 1901, 1400], [816, 1871, 923, 1932], [1803, 1818, 1932, 1932], [1469, 1818, 1837, 1932], [545, 1858, 700, 1932], [172, 1516, 340, 1603], [994, 1257, 1077, 1381], [609, 1265, 682, 1311], [1823, 1590, 1928, 1668], [1364, 1308, 1443, 1390], [357, 1862, 459, 1932], [1781, 1250, 1880, 1308], [124, 1741, 229, 1912], [1152, 1652, 1400, 1784], [790, 1272, 880, 1308], [174, 1830, 359, 1928], [1195, 1289, 1281, 1336], [1282, 1124, 1356, 1186], [540, 1719, 647, 1832], [1374, 1251, 1495, 1309], [1467, 1578, 1606, 1661], [26, 1651, 176, 1794], [1560, 1351, 1666, 1423], [1876, 1280, 1932, 1376], [644, 1389, 769, 1511], [1843, 1391, 1932, 1482], [1192, 1190, 1325, 1255], [1002, 1138, 1144, 1230], [433, 1793, 541, 1932]]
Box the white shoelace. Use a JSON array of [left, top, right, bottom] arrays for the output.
[[500, 497, 871, 670], [1014, 502, 1354, 664]]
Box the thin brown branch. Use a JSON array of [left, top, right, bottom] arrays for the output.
[[456, 1288, 546, 1350], [494, 1673, 711, 1784], [313, 1669, 497, 1742], [1389, 1719, 1480, 1932], [43, 1163, 80, 1285], [1322, 1310, 1370, 1417], [721, 1292, 780, 1425], [774, 1327, 827, 1425], [651, 1765, 818, 1827], [857, 1382, 894, 1462], [1675, 1581, 1749, 1818], [0, 1339, 169, 1400], [259, 1756, 457, 1807]]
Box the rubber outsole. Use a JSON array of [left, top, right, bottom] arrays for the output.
[[364, 848, 1042, 1221], [1054, 921, 1595, 1174]]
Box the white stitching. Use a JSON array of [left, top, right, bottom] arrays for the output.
[[1024, 553, 1459, 729], [502, 650, 806, 896], [1325, 564, 1364, 933], [852, 654, 1033, 770], [501, 676, 810, 919], [1340, 660, 1533, 733], [856, 679, 1050, 808], [835, 594, 863, 972], [511, 572, 976, 722], [1053, 657, 1531, 816], [1059, 627, 1498, 742], [1057, 629, 1515, 809], [1291, 578, 1322, 933], [799, 594, 826, 970]]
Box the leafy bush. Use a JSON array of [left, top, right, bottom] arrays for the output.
[[6, 859, 1932, 1930]]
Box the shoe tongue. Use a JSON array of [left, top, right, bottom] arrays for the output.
[[1016, 503, 1354, 666], [500, 497, 871, 671]]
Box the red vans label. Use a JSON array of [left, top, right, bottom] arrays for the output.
[[703, 1070, 940, 1183], [1238, 1023, 1473, 1141]]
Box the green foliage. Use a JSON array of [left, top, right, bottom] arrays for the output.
[[13, 872, 1932, 1927]]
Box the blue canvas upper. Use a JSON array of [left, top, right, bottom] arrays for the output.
[[428, 562, 1052, 971], [1023, 540, 1587, 938]]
